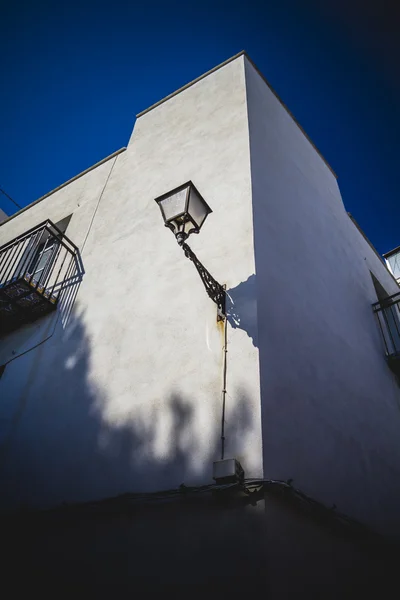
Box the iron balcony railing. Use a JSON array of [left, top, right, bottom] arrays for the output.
[[372, 291, 400, 359], [0, 220, 81, 333]]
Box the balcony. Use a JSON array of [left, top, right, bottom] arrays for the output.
[[373, 292, 400, 377], [0, 220, 81, 336]]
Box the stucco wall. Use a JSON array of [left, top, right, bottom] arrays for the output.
[[0, 56, 263, 510], [244, 57, 400, 536], [3, 50, 399, 536]]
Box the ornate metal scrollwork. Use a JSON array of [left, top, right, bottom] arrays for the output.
[[181, 242, 225, 320]]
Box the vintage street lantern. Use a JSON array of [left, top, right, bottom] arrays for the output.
[[155, 181, 225, 319], [155, 181, 212, 245]]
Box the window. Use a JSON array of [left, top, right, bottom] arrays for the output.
[[386, 251, 400, 282], [21, 216, 72, 285], [28, 236, 59, 283]]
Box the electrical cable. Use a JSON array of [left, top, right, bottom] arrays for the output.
[[220, 301, 228, 460], [2, 477, 392, 548], [0, 186, 22, 210], [1, 312, 61, 370], [80, 154, 118, 254]]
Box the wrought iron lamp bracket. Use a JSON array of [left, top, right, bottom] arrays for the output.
[[181, 242, 226, 320]]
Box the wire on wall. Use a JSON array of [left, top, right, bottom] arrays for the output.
[[220, 302, 228, 460], [80, 154, 118, 254], [2, 478, 390, 549]]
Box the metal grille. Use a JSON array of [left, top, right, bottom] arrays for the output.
[[372, 291, 400, 357], [0, 220, 81, 334]]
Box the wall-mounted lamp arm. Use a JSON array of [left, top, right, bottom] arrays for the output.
[[181, 242, 225, 320]]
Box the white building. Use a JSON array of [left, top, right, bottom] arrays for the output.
[[1, 52, 400, 592]]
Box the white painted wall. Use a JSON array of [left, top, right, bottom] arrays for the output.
[[244, 56, 400, 536], [2, 52, 399, 538], [0, 56, 263, 510]]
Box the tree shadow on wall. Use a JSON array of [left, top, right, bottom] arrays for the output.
[[0, 307, 256, 510], [0, 307, 398, 595], [226, 274, 258, 347]]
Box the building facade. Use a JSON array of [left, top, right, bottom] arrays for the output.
[[1, 54, 400, 586]]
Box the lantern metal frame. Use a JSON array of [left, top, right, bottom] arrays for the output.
[[155, 182, 225, 320], [155, 181, 212, 245]]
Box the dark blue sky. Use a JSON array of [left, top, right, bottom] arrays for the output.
[[1, 0, 399, 254]]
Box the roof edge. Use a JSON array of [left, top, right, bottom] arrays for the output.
[[348, 212, 400, 289], [136, 50, 336, 178], [383, 245, 400, 259], [136, 51, 246, 118], [243, 53, 337, 179], [0, 148, 126, 227]]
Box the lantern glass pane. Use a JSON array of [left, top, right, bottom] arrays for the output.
[[159, 187, 188, 222], [188, 187, 210, 228]]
